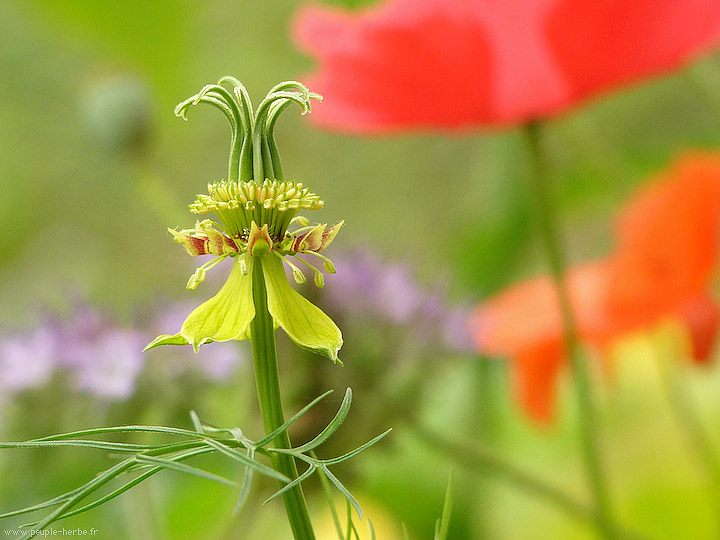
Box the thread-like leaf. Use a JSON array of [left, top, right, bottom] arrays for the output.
[[0, 485, 85, 519], [321, 429, 392, 466], [232, 448, 256, 515], [318, 463, 345, 540], [263, 465, 316, 506], [26, 459, 135, 536], [368, 519, 377, 540], [134, 455, 236, 487], [291, 388, 352, 454], [256, 389, 334, 448], [189, 411, 204, 434], [0, 440, 166, 452], [319, 465, 362, 519], [203, 439, 289, 483], [31, 425, 217, 441]]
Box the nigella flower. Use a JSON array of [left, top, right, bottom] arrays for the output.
[[145, 79, 343, 362]]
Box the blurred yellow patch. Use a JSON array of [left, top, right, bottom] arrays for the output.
[[610, 317, 694, 383], [313, 495, 404, 540]]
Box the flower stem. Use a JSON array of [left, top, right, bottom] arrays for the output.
[[250, 258, 316, 540], [524, 121, 617, 540]]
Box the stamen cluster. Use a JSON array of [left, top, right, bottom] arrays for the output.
[[170, 180, 341, 290], [189, 179, 323, 238]]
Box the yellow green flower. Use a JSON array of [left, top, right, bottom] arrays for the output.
[[145, 79, 343, 363]]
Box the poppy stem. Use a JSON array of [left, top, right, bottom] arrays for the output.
[[524, 121, 617, 540], [249, 257, 316, 540]]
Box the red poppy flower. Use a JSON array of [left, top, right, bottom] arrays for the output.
[[292, 0, 720, 132], [469, 154, 720, 423]]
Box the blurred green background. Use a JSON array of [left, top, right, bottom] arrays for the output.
[[2, 1, 720, 539]]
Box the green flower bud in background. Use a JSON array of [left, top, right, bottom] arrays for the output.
[[81, 74, 153, 154]]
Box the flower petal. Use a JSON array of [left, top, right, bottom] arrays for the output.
[[292, 0, 497, 131], [180, 256, 256, 353], [319, 220, 343, 252], [144, 333, 190, 351], [293, 0, 720, 131], [262, 255, 343, 362], [546, 0, 720, 103]]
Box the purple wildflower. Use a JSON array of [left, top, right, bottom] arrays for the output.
[[0, 326, 58, 391], [327, 252, 425, 324], [196, 341, 246, 380], [322, 248, 472, 352], [68, 328, 145, 400], [50, 306, 146, 400]]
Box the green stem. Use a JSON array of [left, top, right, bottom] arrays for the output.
[[250, 257, 316, 540], [524, 122, 616, 540]]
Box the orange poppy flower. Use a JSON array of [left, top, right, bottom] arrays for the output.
[[605, 155, 720, 334], [469, 154, 720, 423], [292, 0, 720, 131]]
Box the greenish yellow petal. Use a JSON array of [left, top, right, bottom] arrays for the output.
[[143, 333, 189, 351], [180, 256, 256, 353], [262, 255, 342, 363]]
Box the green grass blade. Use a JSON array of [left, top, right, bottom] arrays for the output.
[[434, 471, 453, 540]]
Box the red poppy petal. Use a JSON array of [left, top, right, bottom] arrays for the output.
[[292, 5, 358, 57], [546, 0, 720, 103], [469, 275, 562, 357], [469, 261, 611, 356], [294, 1, 720, 131], [514, 342, 564, 425], [293, 0, 498, 131]]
